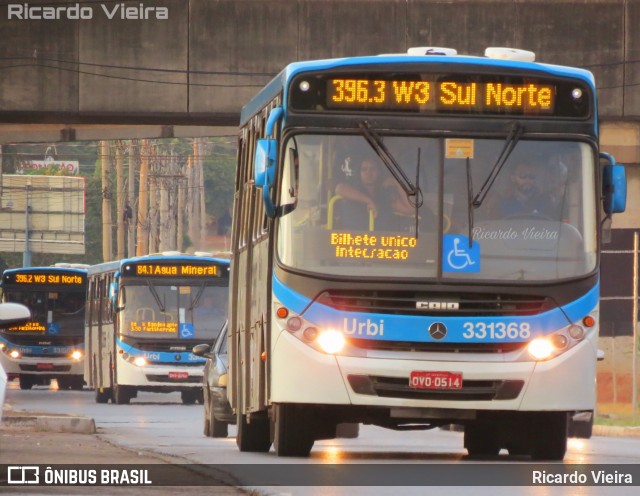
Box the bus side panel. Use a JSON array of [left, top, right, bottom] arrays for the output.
[[250, 235, 270, 411]]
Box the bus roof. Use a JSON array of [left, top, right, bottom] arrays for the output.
[[240, 52, 595, 126]]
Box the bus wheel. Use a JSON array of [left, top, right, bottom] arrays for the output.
[[530, 412, 568, 461], [273, 403, 314, 457], [57, 377, 71, 390], [464, 422, 500, 457], [211, 415, 229, 438], [181, 390, 198, 405], [71, 376, 84, 390], [113, 385, 132, 404], [95, 388, 111, 404], [19, 375, 33, 390], [236, 412, 271, 452]]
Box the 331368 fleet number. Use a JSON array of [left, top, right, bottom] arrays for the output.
[[462, 321, 531, 340]]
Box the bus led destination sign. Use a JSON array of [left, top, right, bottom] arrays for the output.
[[327, 78, 555, 113], [330, 232, 418, 261], [8, 273, 84, 285], [129, 263, 219, 277]]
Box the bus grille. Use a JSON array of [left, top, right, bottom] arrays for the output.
[[145, 374, 200, 383], [348, 338, 527, 354], [348, 375, 524, 401], [317, 290, 554, 317], [19, 365, 72, 372]]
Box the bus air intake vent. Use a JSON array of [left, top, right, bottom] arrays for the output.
[[316, 291, 554, 317]]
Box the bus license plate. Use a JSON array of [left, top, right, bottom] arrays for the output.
[[409, 371, 462, 390], [36, 363, 54, 370], [169, 371, 188, 380]]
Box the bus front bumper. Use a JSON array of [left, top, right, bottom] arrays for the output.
[[270, 331, 597, 414]]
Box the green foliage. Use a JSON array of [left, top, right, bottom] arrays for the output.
[[1, 138, 237, 269]]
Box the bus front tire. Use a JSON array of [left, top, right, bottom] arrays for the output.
[[19, 375, 33, 390], [113, 385, 132, 405], [236, 412, 271, 452], [181, 390, 199, 405], [530, 412, 568, 461], [95, 388, 111, 404], [464, 422, 500, 457], [273, 403, 314, 457]]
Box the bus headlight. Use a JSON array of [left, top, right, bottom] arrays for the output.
[[527, 322, 590, 361], [70, 350, 83, 361], [317, 330, 346, 354], [528, 338, 555, 360], [275, 300, 349, 355], [133, 356, 148, 367], [9, 349, 21, 359]]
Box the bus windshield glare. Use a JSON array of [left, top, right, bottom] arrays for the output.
[[277, 134, 597, 281]]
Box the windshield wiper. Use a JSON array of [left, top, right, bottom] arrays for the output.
[[189, 283, 206, 311], [358, 121, 422, 202], [146, 280, 165, 312], [471, 121, 524, 209]]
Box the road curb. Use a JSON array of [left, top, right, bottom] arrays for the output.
[[2, 413, 96, 434], [593, 424, 640, 438]]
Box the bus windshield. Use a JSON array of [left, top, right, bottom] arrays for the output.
[[2, 290, 85, 336], [277, 134, 597, 282], [119, 284, 228, 340]]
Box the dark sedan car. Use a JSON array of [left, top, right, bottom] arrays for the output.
[[193, 322, 235, 438]]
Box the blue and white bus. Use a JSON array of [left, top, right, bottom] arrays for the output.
[[84, 252, 229, 404], [228, 47, 627, 459], [0, 264, 88, 390]]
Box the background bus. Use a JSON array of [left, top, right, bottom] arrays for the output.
[[228, 47, 627, 459], [84, 252, 229, 405], [0, 263, 88, 391]]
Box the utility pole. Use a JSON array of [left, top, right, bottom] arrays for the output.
[[101, 141, 113, 262], [187, 150, 200, 248], [177, 171, 184, 252], [116, 143, 125, 260], [633, 232, 638, 416], [148, 146, 159, 254], [198, 139, 207, 249], [127, 141, 136, 257], [22, 183, 32, 267], [136, 140, 149, 256]]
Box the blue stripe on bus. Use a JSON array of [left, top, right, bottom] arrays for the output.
[[0, 336, 80, 356], [272, 276, 599, 343], [116, 338, 205, 364]]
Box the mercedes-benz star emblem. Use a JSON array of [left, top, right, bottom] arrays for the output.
[[429, 322, 447, 340]]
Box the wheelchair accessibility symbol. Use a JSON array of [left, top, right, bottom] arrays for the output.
[[47, 323, 60, 335], [179, 323, 195, 339], [442, 235, 480, 273]]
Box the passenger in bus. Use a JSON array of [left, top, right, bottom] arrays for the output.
[[334, 158, 413, 230], [538, 160, 569, 221], [488, 160, 545, 218]]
